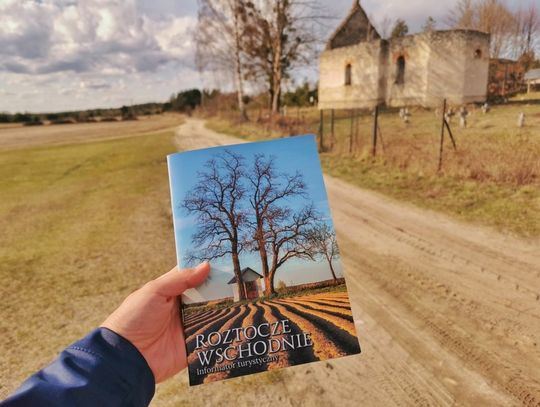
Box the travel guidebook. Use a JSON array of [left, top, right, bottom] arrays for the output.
[[167, 135, 361, 386]]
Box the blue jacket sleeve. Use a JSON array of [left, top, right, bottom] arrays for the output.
[[1, 328, 155, 407]]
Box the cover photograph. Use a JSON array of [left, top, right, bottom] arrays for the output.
[[167, 135, 361, 385]]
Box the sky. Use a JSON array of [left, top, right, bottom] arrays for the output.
[[0, 0, 533, 113], [167, 135, 344, 303]]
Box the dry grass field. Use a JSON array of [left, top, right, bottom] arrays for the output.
[[0, 114, 183, 150], [0, 116, 182, 398], [0, 123, 22, 131], [207, 101, 540, 237]]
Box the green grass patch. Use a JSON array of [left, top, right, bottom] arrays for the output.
[[0, 132, 173, 280], [0, 129, 179, 394], [320, 155, 540, 237]]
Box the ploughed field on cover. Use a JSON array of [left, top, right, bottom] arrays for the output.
[[182, 289, 360, 385]]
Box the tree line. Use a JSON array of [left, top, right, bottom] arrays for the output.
[[0, 89, 205, 125], [446, 0, 539, 64], [378, 1, 539, 67], [182, 150, 340, 300]]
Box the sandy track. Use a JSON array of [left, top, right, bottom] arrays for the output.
[[169, 118, 540, 406]]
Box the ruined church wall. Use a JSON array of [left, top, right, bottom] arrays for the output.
[[385, 35, 431, 107], [318, 40, 385, 110], [425, 31, 468, 106], [462, 32, 490, 103], [424, 31, 489, 106], [318, 30, 490, 110]]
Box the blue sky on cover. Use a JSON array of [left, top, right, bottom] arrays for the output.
[[1, 0, 534, 113], [168, 135, 344, 299]]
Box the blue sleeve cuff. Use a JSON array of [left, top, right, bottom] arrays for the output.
[[72, 328, 156, 404], [2, 328, 155, 407]]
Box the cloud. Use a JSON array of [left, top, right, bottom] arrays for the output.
[[1, 62, 32, 74], [37, 58, 91, 75], [79, 80, 112, 90], [0, 0, 55, 60], [0, 0, 198, 112], [0, 0, 196, 76]]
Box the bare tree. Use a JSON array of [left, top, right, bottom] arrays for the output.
[[391, 19, 409, 38], [182, 150, 248, 300], [246, 154, 318, 295], [476, 0, 515, 58], [422, 16, 437, 33], [379, 16, 394, 39], [195, 0, 250, 120], [446, 0, 476, 29], [511, 4, 540, 62], [446, 0, 515, 58], [243, 1, 327, 113], [307, 223, 340, 282]]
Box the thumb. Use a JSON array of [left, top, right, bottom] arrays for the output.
[[152, 262, 211, 297]]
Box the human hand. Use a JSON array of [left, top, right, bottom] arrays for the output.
[[101, 262, 210, 383]]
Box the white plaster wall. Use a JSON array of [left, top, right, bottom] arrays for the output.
[[463, 33, 490, 103], [425, 31, 467, 106], [425, 31, 489, 106], [385, 35, 431, 107], [318, 30, 490, 109], [319, 41, 385, 109]]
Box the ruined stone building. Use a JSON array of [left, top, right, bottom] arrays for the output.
[[318, 1, 491, 109]]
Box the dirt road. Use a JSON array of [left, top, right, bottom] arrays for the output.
[[158, 118, 540, 406]]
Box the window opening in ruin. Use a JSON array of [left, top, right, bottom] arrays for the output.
[[345, 64, 352, 86], [474, 49, 482, 59], [396, 56, 405, 85]]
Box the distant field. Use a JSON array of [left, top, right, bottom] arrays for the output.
[[0, 118, 181, 397], [207, 102, 540, 237], [0, 114, 182, 150], [0, 123, 22, 131], [512, 91, 540, 101]]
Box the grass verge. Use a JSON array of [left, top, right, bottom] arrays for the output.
[[206, 106, 540, 238], [0, 129, 178, 396]]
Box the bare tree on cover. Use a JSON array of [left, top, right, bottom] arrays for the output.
[[246, 154, 319, 295], [195, 0, 250, 120], [307, 223, 340, 282], [243, 0, 327, 113], [182, 150, 248, 300]]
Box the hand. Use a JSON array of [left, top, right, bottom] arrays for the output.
[[101, 262, 210, 383]]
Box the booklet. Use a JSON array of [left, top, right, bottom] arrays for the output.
[[167, 135, 361, 386]]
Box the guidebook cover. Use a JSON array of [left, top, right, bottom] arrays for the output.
[[167, 135, 361, 386]]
